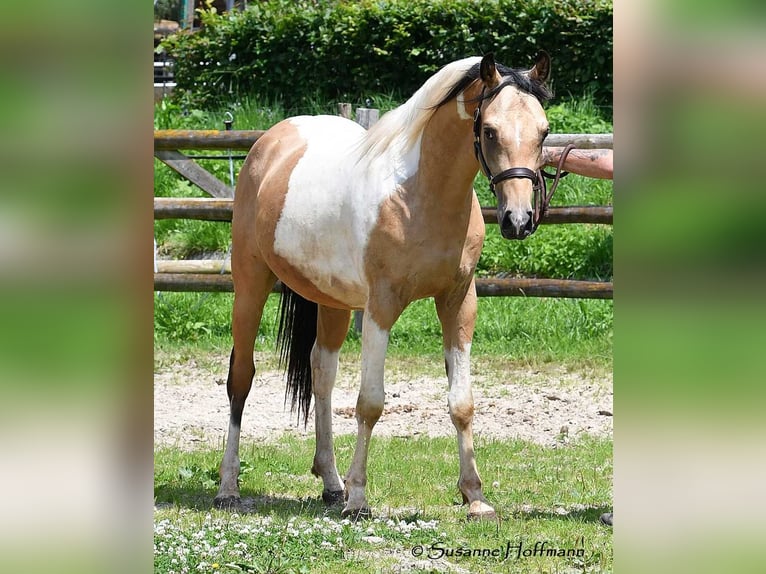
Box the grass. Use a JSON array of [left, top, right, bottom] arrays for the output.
[[154, 292, 612, 369], [155, 434, 612, 573]]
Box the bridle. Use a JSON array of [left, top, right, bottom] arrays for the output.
[[472, 87, 574, 231]]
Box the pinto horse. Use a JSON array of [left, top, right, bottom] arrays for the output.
[[215, 53, 558, 520]]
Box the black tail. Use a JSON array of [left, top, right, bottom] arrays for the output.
[[276, 284, 318, 426]]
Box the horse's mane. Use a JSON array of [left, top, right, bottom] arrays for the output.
[[358, 56, 552, 162]]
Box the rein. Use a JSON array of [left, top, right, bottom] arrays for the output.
[[472, 87, 574, 230]]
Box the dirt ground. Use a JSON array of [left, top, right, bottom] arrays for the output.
[[154, 353, 612, 450]]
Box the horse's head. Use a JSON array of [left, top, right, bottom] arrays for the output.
[[474, 52, 552, 239]]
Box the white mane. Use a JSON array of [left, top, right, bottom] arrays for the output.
[[357, 57, 481, 162]]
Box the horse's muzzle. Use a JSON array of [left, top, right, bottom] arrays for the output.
[[500, 210, 534, 240]]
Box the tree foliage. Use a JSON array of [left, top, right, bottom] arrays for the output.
[[164, 0, 613, 110]]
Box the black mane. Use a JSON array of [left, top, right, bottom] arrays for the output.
[[435, 60, 552, 109]]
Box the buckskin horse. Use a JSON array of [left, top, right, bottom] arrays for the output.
[[214, 52, 570, 520]]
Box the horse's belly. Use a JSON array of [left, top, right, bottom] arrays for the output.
[[268, 243, 369, 310], [292, 270, 367, 310]]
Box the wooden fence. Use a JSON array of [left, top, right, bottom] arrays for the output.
[[154, 113, 613, 300]]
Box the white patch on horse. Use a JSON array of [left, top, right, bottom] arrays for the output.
[[310, 344, 344, 493], [218, 420, 242, 497], [391, 132, 422, 183], [274, 116, 421, 308], [360, 316, 389, 404], [344, 314, 389, 512], [445, 344, 472, 398], [456, 92, 472, 120], [514, 122, 522, 149]]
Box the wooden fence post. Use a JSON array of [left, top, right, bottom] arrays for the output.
[[337, 103, 352, 120], [355, 107, 379, 130]]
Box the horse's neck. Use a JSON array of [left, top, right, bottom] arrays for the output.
[[412, 102, 479, 214]]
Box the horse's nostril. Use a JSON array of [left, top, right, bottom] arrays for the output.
[[500, 211, 536, 239], [524, 211, 534, 233], [500, 211, 521, 239]]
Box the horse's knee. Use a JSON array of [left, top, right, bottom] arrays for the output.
[[356, 393, 384, 427], [449, 394, 474, 431]]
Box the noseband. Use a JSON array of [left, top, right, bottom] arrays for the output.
[[472, 87, 574, 231]]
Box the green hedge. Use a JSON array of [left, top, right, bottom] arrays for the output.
[[165, 0, 612, 110]]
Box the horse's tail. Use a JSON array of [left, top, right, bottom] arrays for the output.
[[276, 283, 318, 426]]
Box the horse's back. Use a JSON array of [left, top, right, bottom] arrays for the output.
[[237, 115, 364, 200]]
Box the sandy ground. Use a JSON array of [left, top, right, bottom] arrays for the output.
[[154, 354, 612, 450]]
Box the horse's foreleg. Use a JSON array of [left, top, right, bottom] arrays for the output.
[[214, 262, 276, 508], [436, 282, 496, 520], [311, 306, 350, 505], [342, 313, 390, 518]]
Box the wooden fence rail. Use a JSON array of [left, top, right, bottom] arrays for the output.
[[154, 197, 613, 225], [154, 273, 612, 299], [155, 130, 612, 151]]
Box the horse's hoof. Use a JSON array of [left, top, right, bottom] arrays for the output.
[[213, 495, 241, 510], [467, 509, 497, 522], [341, 506, 372, 520], [599, 512, 613, 526], [322, 489, 344, 506], [467, 500, 497, 522]]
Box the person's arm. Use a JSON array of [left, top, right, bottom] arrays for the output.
[[543, 147, 613, 180]]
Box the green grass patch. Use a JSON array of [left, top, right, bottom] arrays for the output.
[[154, 292, 612, 369], [155, 435, 612, 573]]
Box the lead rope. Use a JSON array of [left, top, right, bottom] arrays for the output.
[[533, 143, 575, 227]]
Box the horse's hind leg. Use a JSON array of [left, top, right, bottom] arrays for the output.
[[310, 305, 351, 505], [214, 259, 276, 508], [436, 281, 496, 520]]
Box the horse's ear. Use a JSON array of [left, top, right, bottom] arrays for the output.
[[528, 50, 551, 84], [480, 53, 500, 88]]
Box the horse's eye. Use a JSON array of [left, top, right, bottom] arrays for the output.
[[483, 127, 496, 141]]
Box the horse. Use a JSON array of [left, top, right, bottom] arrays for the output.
[[215, 52, 562, 520]]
